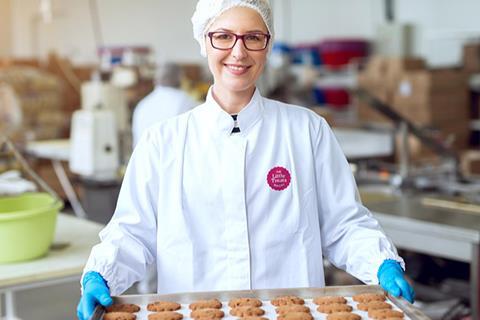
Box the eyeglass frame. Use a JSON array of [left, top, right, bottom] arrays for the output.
[[206, 31, 271, 51]]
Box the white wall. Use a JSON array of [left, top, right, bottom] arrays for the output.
[[271, 0, 384, 43], [9, 0, 201, 64], [5, 0, 480, 66], [395, 0, 480, 66]]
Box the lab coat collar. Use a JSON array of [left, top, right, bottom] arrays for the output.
[[204, 86, 264, 136]]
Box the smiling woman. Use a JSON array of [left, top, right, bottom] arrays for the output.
[[205, 6, 270, 113], [76, 1, 415, 319]]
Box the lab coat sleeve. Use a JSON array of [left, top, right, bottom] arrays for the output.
[[82, 129, 160, 295], [314, 118, 405, 284]]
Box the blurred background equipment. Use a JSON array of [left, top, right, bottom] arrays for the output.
[[1, 0, 480, 318], [69, 80, 125, 182]]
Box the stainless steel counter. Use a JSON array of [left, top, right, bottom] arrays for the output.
[[364, 193, 480, 319]]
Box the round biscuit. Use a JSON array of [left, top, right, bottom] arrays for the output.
[[228, 297, 262, 308], [313, 296, 347, 305], [276, 305, 310, 314], [317, 303, 352, 314], [277, 312, 313, 320], [368, 309, 404, 319], [148, 311, 184, 320], [271, 296, 305, 306], [352, 293, 386, 303], [230, 306, 265, 317], [103, 312, 136, 320], [106, 303, 140, 313], [189, 299, 222, 310], [191, 308, 225, 319], [327, 312, 361, 320], [147, 301, 181, 312], [357, 301, 392, 311]]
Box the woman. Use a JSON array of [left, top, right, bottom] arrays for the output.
[[77, 1, 414, 319]]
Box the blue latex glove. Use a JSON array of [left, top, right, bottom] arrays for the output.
[[378, 259, 415, 303], [77, 271, 113, 320]]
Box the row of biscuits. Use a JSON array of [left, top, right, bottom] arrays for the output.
[[102, 293, 405, 320], [313, 293, 405, 320]]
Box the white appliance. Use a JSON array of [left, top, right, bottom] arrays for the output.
[[69, 81, 126, 181], [69, 109, 119, 181], [80, 81, 129, 131]]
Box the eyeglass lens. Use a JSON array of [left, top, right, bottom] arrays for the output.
[[210, 32, 269, 50]]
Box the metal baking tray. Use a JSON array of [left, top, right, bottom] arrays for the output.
[[90, 285, 430, 320]]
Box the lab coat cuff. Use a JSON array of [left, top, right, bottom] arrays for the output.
[[81, 265, 124, 296]]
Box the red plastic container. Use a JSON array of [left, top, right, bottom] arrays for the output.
[[319, 39, 369, 67]]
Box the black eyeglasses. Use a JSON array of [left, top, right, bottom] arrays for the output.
[[207, 31, 271, 51]]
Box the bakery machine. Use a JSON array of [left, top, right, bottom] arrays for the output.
[[69, 80, 128, 182]]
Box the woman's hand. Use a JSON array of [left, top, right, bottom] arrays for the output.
[[378, 259, 415, 303], [77, 271, 113, 320]]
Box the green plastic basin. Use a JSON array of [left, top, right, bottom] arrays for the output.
[[0, 192, 63, 263]]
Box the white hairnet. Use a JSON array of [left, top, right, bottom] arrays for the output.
[[192, 0, 274, 56]]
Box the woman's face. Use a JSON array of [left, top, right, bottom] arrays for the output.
[[205, 7, 269, 96]]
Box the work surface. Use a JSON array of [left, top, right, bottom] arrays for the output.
[[364, 192, 480, 262], [0, 213, 103, 289], [362, 189, 480, 319]]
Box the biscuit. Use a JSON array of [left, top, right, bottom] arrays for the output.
[[148, 312, 184, 320], [240, 317, 269, 320], [106, 303, 141, 313], [368, 309, 404, 319], [147, 301, 181, 312], [357, 301, 392, 311], [103, 312, 136, 320], [189, 299, 223, 310], [229, 306, 265, 317], [326, 312, 361, 320], [313, 296, 347, 305], [276, 305, 310, 314], [277, 312, 313, 320], [352, 293, 386, 303], [191, 308, 225, 319], [317, 303, 352, 314], [228, 297, 262, 308], [271, 296, 305, 306]]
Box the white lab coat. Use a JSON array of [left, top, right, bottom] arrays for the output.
[[84, 88, 403, 296], [132, 86, 197, 146]]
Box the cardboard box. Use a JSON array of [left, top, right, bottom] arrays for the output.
[[393, 90, 469, 126], [463, 43, 480, 73], [385, 57, 426, 92], [391, 69, 469, 126], [363, 56, 388, 84], [394, 69, 467, 93]]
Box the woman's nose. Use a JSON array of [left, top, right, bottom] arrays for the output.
[[231, 38, 248, 59]]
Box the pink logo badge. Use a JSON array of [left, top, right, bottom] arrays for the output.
[[267, 166, 291, 191]]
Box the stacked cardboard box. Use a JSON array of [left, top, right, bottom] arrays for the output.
[[392, 68, 470, 153], [357, 56, 426, 123], [463, 42, 480, 73], [357, 56, 470, 162]]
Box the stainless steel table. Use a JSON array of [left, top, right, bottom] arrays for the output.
[[365, 194, 480, 319]]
